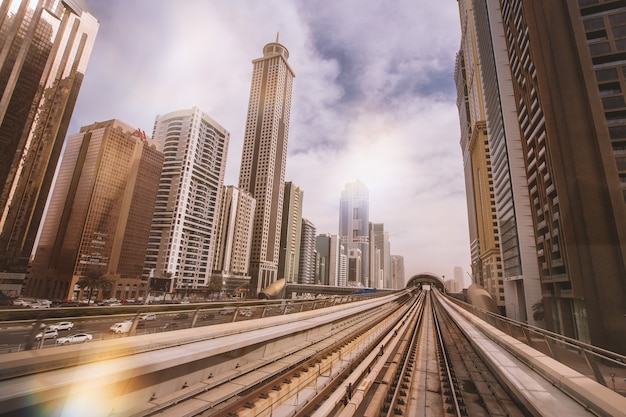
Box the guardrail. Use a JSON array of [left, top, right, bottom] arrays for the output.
[[0, 293, 388, 354], [443, 292, 626, 395]]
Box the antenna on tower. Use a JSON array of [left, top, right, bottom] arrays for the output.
[[276, 32, 279, 43]]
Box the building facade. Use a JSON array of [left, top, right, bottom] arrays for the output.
[[28, 120, 163, 301], [278, 182, 303, 283], [455, 0, 508, 314], [339, 179, 370, 286], [316, 233, 341, 286], [145, 107, 229, 294], [370, 223, 391, 289], [298, 218, 316, 285], [390, 255, 405, 289], [238, 37, 295, 295], [211, 185, 255, 295], [459, 0, 626, 353], [0, 0, 98, 276]]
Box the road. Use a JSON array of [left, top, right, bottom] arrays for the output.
[[0, 307, 236, 353]]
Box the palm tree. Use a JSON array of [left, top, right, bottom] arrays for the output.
[[77, 269, 113, 305], [531, 299, 545, 322]]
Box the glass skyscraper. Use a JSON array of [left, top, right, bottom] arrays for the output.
[[339, 179, 370, 287], [28, 120, 163, 301], [0, 0, 99, 275]]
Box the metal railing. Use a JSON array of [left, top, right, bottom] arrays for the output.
[[443, 293, 626, 395]]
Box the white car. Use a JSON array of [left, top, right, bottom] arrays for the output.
[[35, 329, 58, 341], [26, 301, 46, 308], [140, 313, 157, 321], [56, 333, 92, 345], [49, 321, 74, 331]]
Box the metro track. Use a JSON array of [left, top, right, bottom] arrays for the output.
[[192, 290, 533, 417]]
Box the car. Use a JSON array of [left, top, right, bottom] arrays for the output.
[[239, 308, 253, 317], [140, 313, 157, 321], [36, 299, 52, 307], [12, 299, 27, 306], [160, 322, 179, 331], [35, 328, 58, 341], [26, 301, 47, 308], [56, 333, 92, 345], [200, 313, 214, 321], [108, 302, 123, 306], [173, 312, 189, 320], [49, 321, 74, 331], [109, 322, 132, 334]]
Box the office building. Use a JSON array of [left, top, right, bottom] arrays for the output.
[[458, 0, 626, 353], [339, 179, 370, 286], [0, 0, 99, 278], [145, 107, 229, 294], [211, 185, 255, 295], [455, 0, 509, 315], [278, 182, 303, 283], [391, 255, 405, 289], [316, 233, 341, 286], [298, 218, 316, 285], [28, 120, 163, 300], [370, 223, 391, 289], [238, 37, 295, 295]]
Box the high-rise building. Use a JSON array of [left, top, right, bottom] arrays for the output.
[[338, 243, 348, 287], [455, 1, 509, 315], [316, 233, 341, 286], [370, 223, 391, 289], [28, 120, 163, 301], [339, 179, 370, 286], [298, 218, 316, 285], [145, 107, 229, 294], [238, 37, 295, 295], [278, 182, 303, 283], [459, 0, 626, 353], [391, 255, 405, 289], [0, 0, 99, 277], [211, 185, 255, 295]]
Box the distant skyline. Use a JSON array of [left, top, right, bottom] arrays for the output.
[[67, 1, 469, 282]]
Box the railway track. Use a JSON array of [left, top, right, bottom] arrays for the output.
[[135, 293, 413, 416], [185, 290, 532, 417]]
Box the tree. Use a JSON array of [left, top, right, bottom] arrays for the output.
[[207, 276, 223, 297], [532, 299, 545, 322], [77, 269, 113, 305]]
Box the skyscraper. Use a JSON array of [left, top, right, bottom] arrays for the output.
[[211, 185, 255, 295], [145, 107, 229, 294], [278, 182, 303, 283], [370, 223, 391, 289], [316, 233, 341, 286], [390, 255, 405, 289], [339, 179, 370, 286], [0, 0, 99, 276], [238, 37, 295, 295], [457, 0, 626, 353], [28, 120, 163, 301], [298, 218, 316, 285]]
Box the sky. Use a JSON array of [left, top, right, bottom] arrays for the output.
[[68, 0, 470, 285]]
